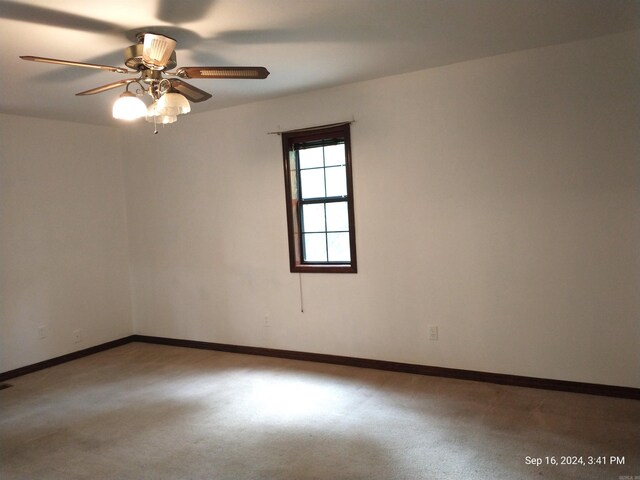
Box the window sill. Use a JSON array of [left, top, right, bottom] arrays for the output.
[[291, 264, 357, 274]]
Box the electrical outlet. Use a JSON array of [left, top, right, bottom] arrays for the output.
[[429, 325, 439, 341], [37, 325, 47, 339], [263, 314, 270, 328], [72, 329, 82, 343]]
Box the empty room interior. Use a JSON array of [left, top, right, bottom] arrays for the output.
[[1, 1, 639, 479]]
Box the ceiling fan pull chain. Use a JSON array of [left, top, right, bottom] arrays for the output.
[[153, 113, 158, 135]]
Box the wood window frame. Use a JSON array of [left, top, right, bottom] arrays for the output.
[[281, 123, 357, 273]]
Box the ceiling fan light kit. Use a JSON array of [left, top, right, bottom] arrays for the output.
[[112, 89, 147, 121], [20, 31, 269, 133], [146, 102, 177, 125], [156, 91, 191, 116]]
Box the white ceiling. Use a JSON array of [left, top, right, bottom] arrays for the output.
[[1, 0, 638, 126]]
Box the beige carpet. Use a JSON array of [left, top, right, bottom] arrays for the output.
[[1, 343, 638, 479]]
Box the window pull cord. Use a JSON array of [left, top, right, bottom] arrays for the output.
[[299, 272, 304, 313]]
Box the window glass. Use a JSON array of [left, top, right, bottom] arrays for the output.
[[325, 202, 349, 231], [299, 146, 324, 169], [300, 169, 325, 199], [327, 232, 351, 262], [302, 204, 326, 232], [304, 233, 328, 262], [324, 143, 345, 166], [325, 166, 347, 197]]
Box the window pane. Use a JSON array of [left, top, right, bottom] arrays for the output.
[[302, 204, 326, 233], [299, 146, 324, 169], [327, 232, 351, 262], [324, 143, 345, 166], [325, 201, 349, 231], [300, 169, 325, 199], [304, 233, 327, 262], [325, 166, 347, 197]]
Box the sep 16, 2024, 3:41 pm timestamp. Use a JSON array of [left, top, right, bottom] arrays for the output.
[[524, 455, 626, 467]]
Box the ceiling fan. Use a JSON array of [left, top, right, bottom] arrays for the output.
[[20, 32, 270, 128]]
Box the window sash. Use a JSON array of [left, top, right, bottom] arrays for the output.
[[299, 200, 351, 264]]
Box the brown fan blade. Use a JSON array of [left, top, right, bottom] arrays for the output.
[[169, 78, 212, 103], [175, 66, 270, 79], [20, 56, 131, 74], [76, 79, 138, 96]]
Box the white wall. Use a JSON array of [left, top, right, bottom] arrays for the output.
[[3, 30, 634, 387], [0, 114, 133, 372], [122, 30, 639, 388]]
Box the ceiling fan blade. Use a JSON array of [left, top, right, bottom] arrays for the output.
[[20, 56, 131, 74], [175, 66, 270, 79], [1, 1, 123, 34], [76, 79, 138, 96], [169, 79, 212, 103]]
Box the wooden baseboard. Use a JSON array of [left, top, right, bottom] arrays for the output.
[[2, 334, 637, 400], [0, 336, 135, 382], [131, 335, 640, 400]]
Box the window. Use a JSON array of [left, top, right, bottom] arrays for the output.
[[282, 123, 357, 273]]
